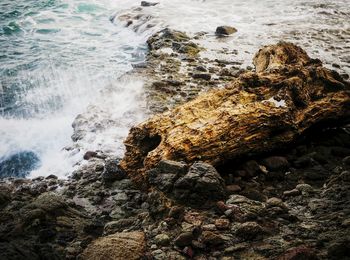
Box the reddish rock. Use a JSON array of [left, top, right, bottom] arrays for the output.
[[215, 218, 230, 230], [201, 231, 225, 246]]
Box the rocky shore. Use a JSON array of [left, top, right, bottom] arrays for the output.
[[1, 19, 350, 260]]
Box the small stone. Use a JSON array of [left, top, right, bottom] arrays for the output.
[[340, 171, 350, 182], [341, 218, 350, 227], [155, 234, 170, 246], [215, 218, 230, 230], [192, 73, 211, 81], [266, 197, 285, 208], [45, 174, 58, 180], [215, 26, 237, 35], [236, 222, 263, 240], [224, 209, 233, 217], [241, 160, 264, 177], [104, 218, 136, 234], [226, 184, 241, 194], [224, 243, 248, 253], [262, 156, 289, 171], [296, 183, 314, 194], [195, 66, 207, 72], [152, 249, 166, 260], [201, 231, 225, 245], [202, 224, 216, 231], [168, 206, 185, 220], [175, 232, 194, 247], [157, 160, 188, 175], [283, 189, 301, 197], [83, 151, 97, 160]]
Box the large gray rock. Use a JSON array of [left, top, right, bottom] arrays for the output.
[[173, 162, 226, 206]]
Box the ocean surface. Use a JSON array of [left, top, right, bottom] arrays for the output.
[[0, 0, 349, 178]]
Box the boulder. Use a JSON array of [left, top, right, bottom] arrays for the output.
[[172, 162, 226, 206], [81, 232, 145, 260]]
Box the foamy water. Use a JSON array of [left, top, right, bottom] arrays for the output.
[[0, 0, 349, 178]]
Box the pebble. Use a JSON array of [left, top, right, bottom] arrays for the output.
[[155, 234, 170, 246], [214, 218, 230, 230], [296, 183, 314, 194]]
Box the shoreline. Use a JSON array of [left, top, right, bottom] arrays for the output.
[[0, 26, 350, 259]]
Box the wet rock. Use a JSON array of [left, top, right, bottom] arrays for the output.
[[173, 162, 225, 207], [81, 231, 145, 260], [262, 156, 289, 171], [141, 1, 159, 7], [147, 28, 189, 50], [201, 231, 225, 245], [46, 174, 58, 180], [235, 222, 264, 240], [215, 26, 237, 35], [102, 158, 126, 182], [83, 151, 98, 160], [155, 234, 170, 246], [175, 232, 194, 247]]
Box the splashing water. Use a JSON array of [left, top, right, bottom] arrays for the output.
[[0, 0, 349, 178]]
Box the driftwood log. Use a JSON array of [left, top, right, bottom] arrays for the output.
[[120, 42, 350, 186]]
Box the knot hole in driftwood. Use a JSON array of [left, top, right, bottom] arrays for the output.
[[139, 133, 162, 155]]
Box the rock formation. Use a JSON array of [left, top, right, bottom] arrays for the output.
[[120, 42, 350, 186]]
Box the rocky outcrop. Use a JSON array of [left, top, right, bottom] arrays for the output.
[[121, 42, 350, 187], [1, 37, 350, 260]]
